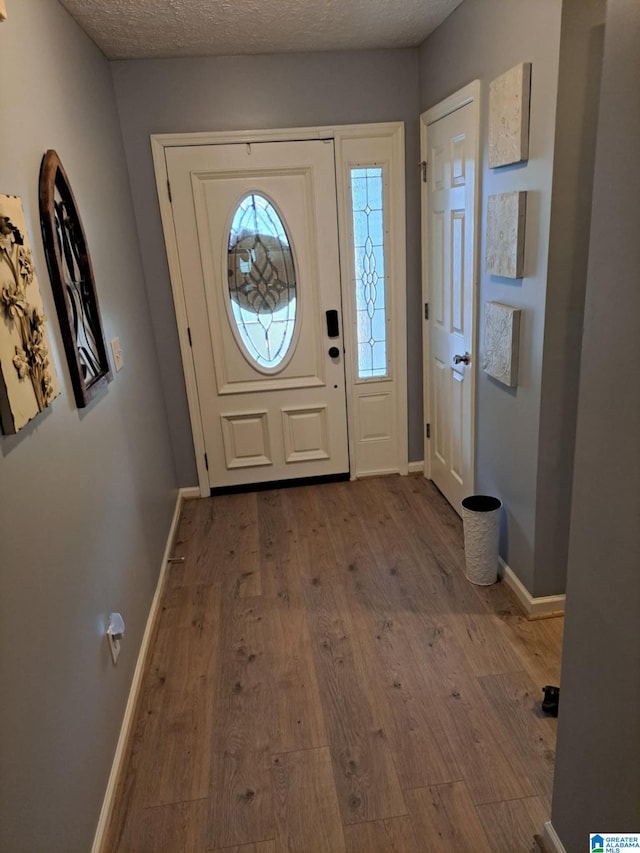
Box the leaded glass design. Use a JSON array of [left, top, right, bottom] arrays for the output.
[[350, 167, 388, 379], [227, 193, 296, 369]]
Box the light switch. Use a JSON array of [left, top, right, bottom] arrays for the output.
[[110, 337, 123, 372]]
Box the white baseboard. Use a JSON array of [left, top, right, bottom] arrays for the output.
[[499, 557, 566, 618], [91, 486, 197, 853], [356, 466, 404, 478], [543, 821, 567, 853], [180, 485, 201, 500], [357, 461, 424, 477]]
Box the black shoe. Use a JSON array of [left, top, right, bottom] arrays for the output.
[[542, 685, 560, 717]]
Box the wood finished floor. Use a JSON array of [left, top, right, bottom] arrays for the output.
[[105, 475, 563, 853]]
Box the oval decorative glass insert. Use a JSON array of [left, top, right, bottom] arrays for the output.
[[227, 193, 297, 369]]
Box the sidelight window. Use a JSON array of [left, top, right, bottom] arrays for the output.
[[350, 167, 388, 379]]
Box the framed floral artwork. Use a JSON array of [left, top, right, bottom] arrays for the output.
[[0, 194, 60, 434], [39, 150, 112, 408]]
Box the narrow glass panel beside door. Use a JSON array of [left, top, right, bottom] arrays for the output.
[[350, 167, 388, 379]]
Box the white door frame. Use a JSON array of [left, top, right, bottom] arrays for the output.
[[152, 123, 408, 496], [420, 80, 481, 489]]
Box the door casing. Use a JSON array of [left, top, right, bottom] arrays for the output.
[[420, 81, 481, 509], [152, 123, 408, 496]]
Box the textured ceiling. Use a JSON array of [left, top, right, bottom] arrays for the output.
[[58, 0, 464, 60]]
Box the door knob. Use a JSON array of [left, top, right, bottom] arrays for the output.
[[453, 352, 471, 365], [328, 346, 340, 358]]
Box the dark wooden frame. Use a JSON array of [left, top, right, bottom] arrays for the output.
[[39, 150, 111, 407]]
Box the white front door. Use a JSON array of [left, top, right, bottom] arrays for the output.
[[166, 140, 349, 489], [422, 89, 478, 513]]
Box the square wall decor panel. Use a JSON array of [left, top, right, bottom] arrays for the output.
[[483, 301, 521, 387], [489, 62, 531, 168], [0, 194, 60, 434], [486, 191, 527, 279]]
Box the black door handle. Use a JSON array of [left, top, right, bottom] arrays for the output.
[[328, 346, 340, 358]]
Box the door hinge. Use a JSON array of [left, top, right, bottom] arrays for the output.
[[426, 423, 431, 439], [424, 302, 429, 320], [167, 179, 172, 203], [187, 327, 192, 347], [204, 453, 209, 471], [420, 160, 428, 183]]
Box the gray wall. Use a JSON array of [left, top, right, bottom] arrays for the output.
[[551, 1, 640, 848], [0, 3, 177, 851], [534, 0, 605, 597], [418, 0, 563, 594], [110, 49, 422, 484]]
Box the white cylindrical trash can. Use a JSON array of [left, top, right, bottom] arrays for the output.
[[461, 495, 502, 585]]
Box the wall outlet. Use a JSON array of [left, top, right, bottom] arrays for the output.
[[106, 612, 125, 665], [110, 337, 123, 372], [107, 632, 121, 665]]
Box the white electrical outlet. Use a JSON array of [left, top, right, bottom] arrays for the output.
[[107, 632, 121, 665], [110, 337, 124, 372], [106, 612, 125, 665]]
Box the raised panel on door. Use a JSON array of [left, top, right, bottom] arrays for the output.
[[450, 371, 465, 483], [191, 170, 322, 392], [451, 210, 465, 337], [166, 140, 349, 488], [432, 211, 445, 327]]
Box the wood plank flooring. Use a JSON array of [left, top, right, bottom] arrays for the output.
[[104, 475, 563, 853]]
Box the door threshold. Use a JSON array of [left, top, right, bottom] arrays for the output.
[[210, 472, 350, 496]]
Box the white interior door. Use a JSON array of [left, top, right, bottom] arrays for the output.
[[422, 91, 478, 513], [166, 140, 349, 489]]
